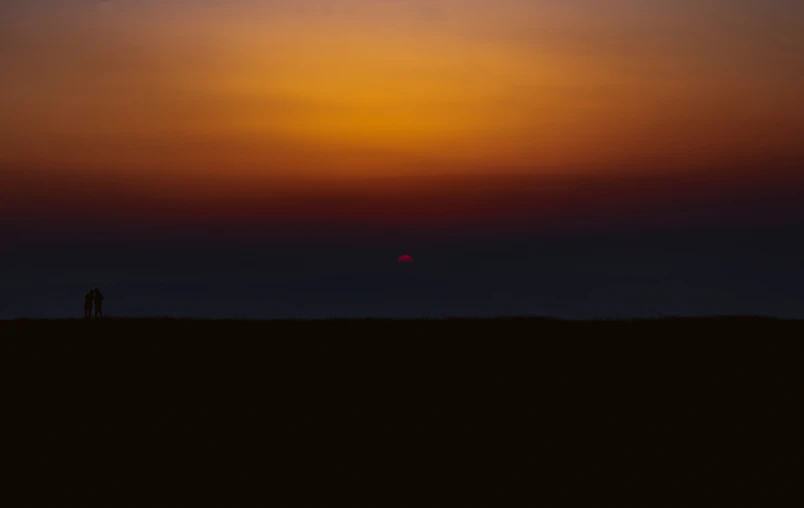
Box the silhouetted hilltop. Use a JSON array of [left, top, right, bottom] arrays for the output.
[[3, 315, 798, 326], [5, 315, 800, 503]]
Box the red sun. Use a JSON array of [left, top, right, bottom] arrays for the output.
[[398, 255, 414, 264]]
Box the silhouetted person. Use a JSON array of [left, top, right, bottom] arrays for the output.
[[94, 288, 104, 318], [84, 290, 94, 319]]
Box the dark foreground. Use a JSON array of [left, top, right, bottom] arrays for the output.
[[4, 317, 803, 502]]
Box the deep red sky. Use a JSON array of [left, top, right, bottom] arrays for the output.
[[2, 1, 803, 240]]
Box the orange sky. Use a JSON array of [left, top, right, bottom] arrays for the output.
[[2, 1, 803, 213]]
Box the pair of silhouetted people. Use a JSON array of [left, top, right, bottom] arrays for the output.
[[84, 288, 104, 319]]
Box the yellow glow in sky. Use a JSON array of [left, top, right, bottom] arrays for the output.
[[1, 0, 803, 188]]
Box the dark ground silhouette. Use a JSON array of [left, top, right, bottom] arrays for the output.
[[4, 317, 801, 503]]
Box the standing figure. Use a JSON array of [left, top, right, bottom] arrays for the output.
[[94, 288, 105, 319], [84, 290, 94, 319]]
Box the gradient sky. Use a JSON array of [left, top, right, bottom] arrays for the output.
[[2, 1, 803, 318]]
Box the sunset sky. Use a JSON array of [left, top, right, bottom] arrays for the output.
[[2, 1, 803, 318]]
